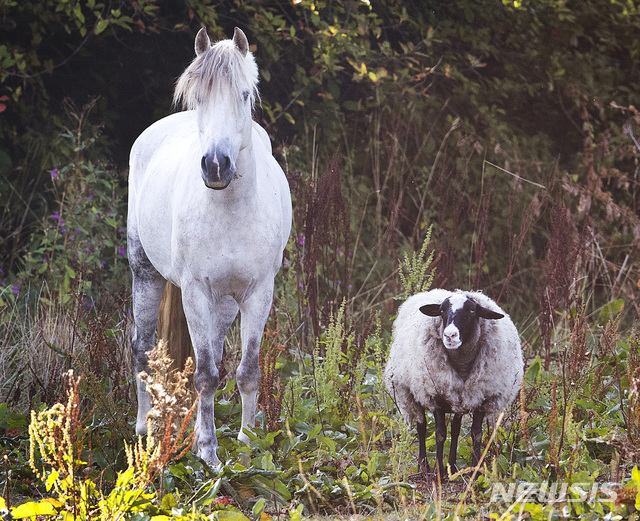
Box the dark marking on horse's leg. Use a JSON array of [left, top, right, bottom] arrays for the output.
[[236, 341, 260, 444], [181, 288, 221, 466], [471, 408, 485, 469], [448, 413, 462, 474], [128, 235, 166, 435], [193, 347, 221, 465], [434, 407, 447, 480], [181, 291, 237, 467], [236, 287, 272, 445]]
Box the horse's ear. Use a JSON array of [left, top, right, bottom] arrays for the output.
[[233, 27, 249, 57], [195, 27, 211, 56]]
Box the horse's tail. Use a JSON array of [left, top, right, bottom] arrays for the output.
[[158, 282, 194, 372]]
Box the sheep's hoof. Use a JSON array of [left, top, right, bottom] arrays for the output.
[[418, 459, 431, 475]]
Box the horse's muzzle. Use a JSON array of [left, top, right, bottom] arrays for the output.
[[201, 154, 235, 190]]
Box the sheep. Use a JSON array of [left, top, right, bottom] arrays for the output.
[[384, 289, 523, 478]]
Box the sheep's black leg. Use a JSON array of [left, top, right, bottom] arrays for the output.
[[416, 410, 430, 473], [471, 409, 485, 468], [448, 413, 462, 474], [434, 407, 447, 479]]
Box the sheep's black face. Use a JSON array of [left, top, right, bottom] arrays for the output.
[[420, 295, 504, 350]]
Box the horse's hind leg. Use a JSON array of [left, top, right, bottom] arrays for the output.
[[128, 237, 166, 435], [237, 284, 274, 445]]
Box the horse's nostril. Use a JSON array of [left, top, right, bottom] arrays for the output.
[[201, 156, 207, 171], [224, 156, 231, 170]]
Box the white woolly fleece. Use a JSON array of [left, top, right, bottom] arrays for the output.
[[384, 289, 523, 423]]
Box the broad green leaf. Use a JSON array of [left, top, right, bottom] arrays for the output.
[[160, 493, 178, 511], [11, 500, 56, 518], [525, 356, 541, 384], [599, 299, 624, 324], [212, 509, 251, 521], [252, 497, 266, 518]]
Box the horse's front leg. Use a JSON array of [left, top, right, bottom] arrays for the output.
[[182, 290, 238, 467], [237, 284, 274, 445]]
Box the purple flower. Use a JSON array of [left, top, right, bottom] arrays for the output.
[[100, 261, 105, 268], [50, 211, 64, 228], [118, 246, 126, 256], [12, 285, 18, 295], [299, 235, 305, 246], [118, 228, 124, 233], [88, 194, 93, 200], [42, 257, 48, 263], [75, 228, 82, 233], [50, 168, 59, 179]]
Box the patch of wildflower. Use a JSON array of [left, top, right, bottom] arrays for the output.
[[136, 340, 198, 475]]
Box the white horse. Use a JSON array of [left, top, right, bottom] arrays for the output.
[[127, 27, 292, 466]]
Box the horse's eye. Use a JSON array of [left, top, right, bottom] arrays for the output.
[[242, 90, 249, 102]]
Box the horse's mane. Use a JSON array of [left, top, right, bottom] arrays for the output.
[[174, 38, 259, 111]]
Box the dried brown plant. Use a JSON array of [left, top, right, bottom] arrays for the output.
[[302, 154, 350, 336], [547, 374, 560, 472], [134, 339, 198, 484], [258, 324, 285, 433], [539, 205, 586, 369], [29, 370, 87, 494], [138, 340, 196, 438], [625, 334, 640, 446]]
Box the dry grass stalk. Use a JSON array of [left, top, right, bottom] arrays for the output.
[[134, 339, 198, 483], [28, 370, 87, 494], [258, 324, 285, 434]]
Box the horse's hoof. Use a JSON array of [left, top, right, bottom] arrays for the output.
[[237, 431, 251, 445], [198, 452, 222, 471], [196, 439, 221, 469], [135, 422, 148, 436]]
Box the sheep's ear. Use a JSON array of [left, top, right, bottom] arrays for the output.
[[195, 27, 211, 56], [420, 304, 442, 317], [476, 305, 504, 320], [233, 27, 249, 57]]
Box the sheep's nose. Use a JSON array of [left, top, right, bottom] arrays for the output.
[[442, 325, 461, 348], [444, 329, 459, 341]]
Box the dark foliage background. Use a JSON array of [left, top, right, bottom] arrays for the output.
[[2, 0, 638, 328], [1, 1, 640, 518]]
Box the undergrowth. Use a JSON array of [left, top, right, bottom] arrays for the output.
[[0, 14, 639, 518], [1, 221, 639, 519]]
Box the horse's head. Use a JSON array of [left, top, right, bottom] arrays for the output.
[[174, 28, 258, 190]]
